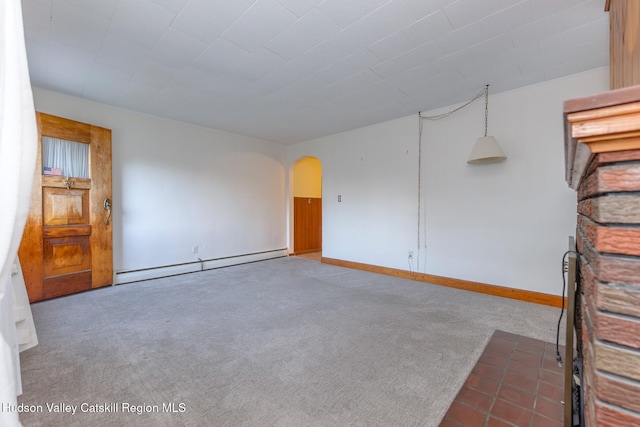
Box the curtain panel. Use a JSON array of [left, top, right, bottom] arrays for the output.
[[0, 0, 39, 425]]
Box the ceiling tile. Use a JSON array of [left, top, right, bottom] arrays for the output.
[[481, 1, 534, 34], [171, 0, 255, 44], [441, 33, 515, 76], [367, 31, 418, 61], [108, 0, 175, 49], [403, 0, 453, 19], [149, 0, 189, 13], [132, 59, 178, 89], [245, 68, 297, 96], [56, 0, 120, 19], [584, 48, 608, 69], [232, 48, 287, 81], [589, 17, 609, 43], [332, 81, 408, 108], [192, 38, 251, 76], [221, 0, 298, 52], [306, 70, 383, 103], [281, 40, 351, 78], [116, 80, 160, 105], [170, 8, 224, 44], [186, 0, 256, 20], [402, 10, 454, 45], [50, 2, 110, 54], [275, 0, 323, 17], [265, 9, 340, 60], [465, 33, 515, 63], [22, 0, 53, 43], [316, 49, 382, 82], [518, 49, 562, 76], [264, 34, 304, 60], [208, 75, 254, 97], [372, 41, 441, 78], [488, 69, 546, 95], [45, 47, 94, 96], [171, 67, 219, 92], [443, 0, 502, 29], [329, 0, 417, 53], [96, 33, 148, 75], [459, 60, 521, 85], [395, 71, 459, 97], [25, 39, 49, 87], [83, 64, 131, 103], [436, 21, 488, 54], [318, 0, 390, 28], [561, 0, 607, 30], [398, 84, 454, 111], [491, 40, 542, 66], [530, 0, 595, 20], [388, 61, 459, 90], [509, 12, 563, 47], [360, 0, 418, 37], [499, 0, 527, 7], [153, 86, 200, 110], [540, 23, 591, 55], [46, 40, 95, 66], [544, 56, 589, 81], [148, 27, 207, 69], [270, 74, 332, 100], [433, 47, 474, 74]]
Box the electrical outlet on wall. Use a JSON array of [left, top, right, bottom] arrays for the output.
[[408, 251, 413, 259], [192, 245, 198, 254]]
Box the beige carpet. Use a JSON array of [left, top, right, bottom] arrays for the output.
[[17, 257, 563, 426]]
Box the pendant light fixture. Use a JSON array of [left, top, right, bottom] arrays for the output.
[[467, 85, 507, 164]]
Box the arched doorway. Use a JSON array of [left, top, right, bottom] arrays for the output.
[[292, 157, 322, 257]]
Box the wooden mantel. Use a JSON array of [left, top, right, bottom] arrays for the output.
[[564, 84, 640, 189]]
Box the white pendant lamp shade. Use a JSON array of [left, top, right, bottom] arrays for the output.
[[467, 85, 507, 164], [467, 136, 507, 164]]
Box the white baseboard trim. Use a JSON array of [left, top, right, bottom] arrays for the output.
[[114, 249, 289, 285]]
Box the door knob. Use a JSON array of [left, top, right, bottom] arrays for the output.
[[103, 198, 112, 225]]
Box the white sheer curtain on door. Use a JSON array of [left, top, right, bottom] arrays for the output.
[[42, 136, 89, 178], [0, 0, 39, 425]]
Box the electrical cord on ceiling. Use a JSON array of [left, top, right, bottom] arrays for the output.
[[556, 250, 578, 366]]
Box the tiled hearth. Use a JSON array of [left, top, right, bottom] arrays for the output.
[[439, 330, 564, 427]]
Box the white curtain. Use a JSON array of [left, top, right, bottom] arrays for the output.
[[42, 136, 89, 179], [0, 0, 39, 425]]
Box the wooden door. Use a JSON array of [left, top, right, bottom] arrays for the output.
[[293, 197, 322, 254], [19, 113, 113, 302]]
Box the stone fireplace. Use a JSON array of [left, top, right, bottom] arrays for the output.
[[564, 85, 640, 426]]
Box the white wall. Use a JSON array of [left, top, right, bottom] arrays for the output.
[[287, 67, 609, 295], [33, 88, 287, 276]]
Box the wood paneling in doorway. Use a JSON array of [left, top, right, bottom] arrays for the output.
[[293, 197, 322, 254]]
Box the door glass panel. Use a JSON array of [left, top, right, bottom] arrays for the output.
[[42, 136, 89, 179]]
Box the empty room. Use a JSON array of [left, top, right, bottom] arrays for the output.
[[2, 0, 640, 426]]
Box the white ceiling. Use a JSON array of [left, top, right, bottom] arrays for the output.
[[22, 0, 609, 144]]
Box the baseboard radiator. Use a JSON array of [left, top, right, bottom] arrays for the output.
[[114, 249, 289, 285]]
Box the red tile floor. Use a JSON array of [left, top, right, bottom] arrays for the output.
[[439, 330, 565, 427]]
